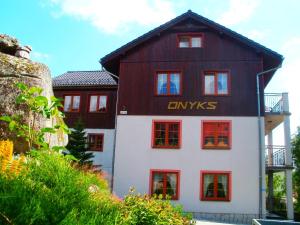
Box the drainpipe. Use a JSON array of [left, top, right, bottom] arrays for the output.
[[256, 65, 282, 218], [102, 67, 119, 193]]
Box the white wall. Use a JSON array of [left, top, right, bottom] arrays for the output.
[[85, 129, 115, 180], [113, 116, 260, 214]]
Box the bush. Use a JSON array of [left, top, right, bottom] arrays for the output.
[[0, 150, 193, 225]]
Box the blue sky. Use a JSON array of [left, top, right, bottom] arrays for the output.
[[1, 0, 300, 140]]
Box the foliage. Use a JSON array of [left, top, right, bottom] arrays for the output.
[[66, 119, 94, 166], [0, 83, 69, 151], [292, 127, 300, 212], [117, 188, 194, 225], [0, 140, 25, 176], [0, 150, 193, 225]]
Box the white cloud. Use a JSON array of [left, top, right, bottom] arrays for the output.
[[245, 29, 267, 41], [31, 51, 50, 62], [218, 0, 260, 26], [49, 0, 177, 34]]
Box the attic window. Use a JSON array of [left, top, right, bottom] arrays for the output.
[[178, 34, 203, 48]]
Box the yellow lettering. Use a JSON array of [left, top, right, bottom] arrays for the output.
[[197, 102, 207, 109], [168, 101, 178, 110], [178, 102, 188, 109], [207, 101, 217, 110], [189, 101, 198, 109]]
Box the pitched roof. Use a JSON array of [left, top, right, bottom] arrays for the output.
[[100, 10, 283, 81], [52, 70, 117, 88]]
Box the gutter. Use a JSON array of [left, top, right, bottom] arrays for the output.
[[256, 65, 282, 218]]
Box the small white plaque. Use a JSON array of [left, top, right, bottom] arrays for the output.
[[120, 110, 127, 115]]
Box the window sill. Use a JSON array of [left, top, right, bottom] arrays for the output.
[[201, 198, 230, 202]]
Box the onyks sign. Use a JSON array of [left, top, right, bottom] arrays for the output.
[[168, 101, 218, 110]]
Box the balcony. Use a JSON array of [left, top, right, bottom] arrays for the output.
[[265, 145, 293, 171], [264, 93, 290, 135]]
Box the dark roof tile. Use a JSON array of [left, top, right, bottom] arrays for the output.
[[52, 70, 117, 87]]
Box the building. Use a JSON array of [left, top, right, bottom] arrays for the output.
[[100, 10, 293, 223], [53, 70, 117, 182]]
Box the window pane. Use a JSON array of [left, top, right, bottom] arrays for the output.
[[166, 173, 177, 197], [191, 37, 201, 47], [89, 135, 95, 149], [217, 123, 229, 147], [217, 73, 228, 94], [96, 135, 103, 149], [170, 73, 180, 95], [89, 96, 97, 112], [98, 96, 107, 112], [204, 75, 215, 95], [179, 36, 189, 48], [153, 173, 164, 196], [203, 123, 217, 147], [157, 73, 167, 95], [217, 175, 228, 198], [204, 174, 215, 198], [64, 96, 72, 112], [73, 96, 80, 110], [154, 123, 166, 146], [168, 123, 179, 146]]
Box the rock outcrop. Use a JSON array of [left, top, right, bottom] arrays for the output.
[[0, 34, 66, 153]]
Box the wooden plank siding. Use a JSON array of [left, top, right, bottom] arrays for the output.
[[54, 87, 117, 129], [117, 28, 264, 116]]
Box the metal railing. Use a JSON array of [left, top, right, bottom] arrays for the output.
[[265, 145, 286, 166], [264, 93, 283, 113]]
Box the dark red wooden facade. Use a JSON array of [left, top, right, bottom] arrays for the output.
[[53, 86, 117, 129], [116, 25, 264, 116]]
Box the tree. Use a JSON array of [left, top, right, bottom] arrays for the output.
[[292, 127, 300, 212], [66, 119, 94, 166]]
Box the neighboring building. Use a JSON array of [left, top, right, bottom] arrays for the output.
[[100, 10, 293, 223], [53, 70, 117, 182]]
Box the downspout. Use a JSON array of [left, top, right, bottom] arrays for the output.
[[256, 65, 282, 218], [102, 66, 120, 193]]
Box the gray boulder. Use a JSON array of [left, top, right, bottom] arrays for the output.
[[0, 34, 19, 56], [0, 49, 67, 153]]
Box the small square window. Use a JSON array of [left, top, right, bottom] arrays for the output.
[[89, 95, 108, 112], [152, 121, 181, 149], [150, 170, 180, 200], [202, 121, 231, 149], [88, 134, 104, 151], [203, 71, 229, 95], [201, 171, 231, 201], [156, 72, 181, 95], [64, 95, 80, 112], [178, 34, 203, 48]]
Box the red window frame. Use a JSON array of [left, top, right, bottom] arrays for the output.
[[200, 171, 231, 201], [63, 94, 81, 112], [202, 71, 230, 96], [201, 121, 231, 150], [152, 120, 182, 149], [149, 169, 180, 200], [88, 133, 104, 151], [88, 94, 108, 113], [155, 71, 182, 96], [177, 33, 204, 48]]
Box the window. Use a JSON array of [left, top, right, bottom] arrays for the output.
[[89, 95, 108, 112], [201, 171, 231, 201], [150, 170, 180, 200], [152, 121, 181, 149], [156, 72, 181, 95], [178, 34, 203, 48], [64, 95, 80, 112], [88, 134, 104, 151], [202, 121, 231, 149], [203, 71, 229, 95]]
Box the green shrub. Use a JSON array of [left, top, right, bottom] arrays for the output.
[[0, 151, 193, 225], [117, 189, 194, 225]]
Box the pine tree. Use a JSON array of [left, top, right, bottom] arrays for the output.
[[66, 119, 94, 166]]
